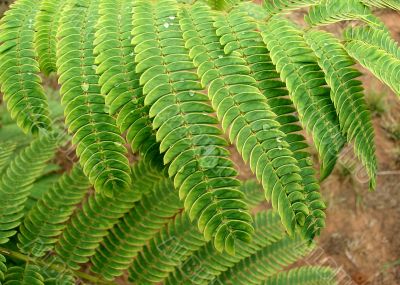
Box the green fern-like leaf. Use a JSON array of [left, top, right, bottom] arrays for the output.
[[205, 0, 241, 10], [263, 0, 321, 15], [360, 0, 400, 11], [34, 0, 65, 75], [215, 6, 326, 239], [238, 1, 269, 20], [128, 212, 205, 284], [3, 264, 44, 285], [348, 26, 400, 59], [305, 0, 381, 27], [214, 235, 314, 284], [261, 266, 337, 285], [180, 2, 310, 237], [0, 142, 16, 175], [90, 178, 182, 280], [40, 263, 75, 285], [94, 0, 161, 164], [0, 133, 58, 244], [166, 210, 286, 285], [305, 29, 377, 189], [44, 276, 75, 285], [132, 180, 271, 284], [240, 180, 265, 208], [0, 254, 6, 282], [132, 0, 253, 254], [17, 164, 91, 257], [56, 0, 132, 196], [54, 159, 165, 270], [0, 0, 52, 134], [344, 25, 400, 97], [260, 16, 346, 180]]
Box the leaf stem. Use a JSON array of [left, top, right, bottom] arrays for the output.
[[0, 247, 117, 285]]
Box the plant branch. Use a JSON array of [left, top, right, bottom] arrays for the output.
[[0, 247, 118, 285]]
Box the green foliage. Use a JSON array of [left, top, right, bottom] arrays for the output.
[[18, 164, 90, 257], [54, 159, 165, 270], [260, 17, 346, 179], [0, 142, 16, 175], [240, 180, 265, 208], [0, 133, 58, 244], [57, 0, 132, 197], [214, 6, 325, 239], [305, 0, 381, 27], [0, 254, 5, 282], [304, 29, 377, 189], [4, 264, 44, 285], [0, 0, 399, 283], [261, 266, 337, 285], [34, 0, 65, 75], [215, 234, 314, 284], [205, 0, 242, 10], [344, 25, 400, 97], [91, 178, 182, 280], [132, 0, 254, 254], [94, 0, 162, 164], [0, 0, 52, 134], [181, 2, 310, 238], [360, 0, 400, 10], [263, 0, 320, 15], [44, 275, 75, 285], [128, 212, 204, 284], [166, 210, 287, 285]]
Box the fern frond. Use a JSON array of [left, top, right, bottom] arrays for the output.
[[180, 2, 310, 237], [360, 0, 400, 11], [215, 7, 326, 239], [166, 210, 286, 285], [40, 264, 75, 285], [44, 276, 75, 285], [90, 178, 182, 280], [94, 0, 161, 164], [0, 0, 52, 134], [238, 1, 269, 20], [128, 212, 205, 284], [263, 0, 321, 15], [92, 179, 264, 279], [0, 133, 58, 244], [3, 264, 44, 285], [305, 29, 377, 189], [0, 142, 16, 175], [0, 254, 6, 282], [305, 0, 381, 27], [56, 0, 131, 196], [241, 180, 264, 208], [17, 164, 91, 257], [262, 266, 337, 285], [132, 0, 253, 254], [260, 16, 346, 179], [344, 26, 400, 97], [345, 25, 400, 59], [214, 235, 314, 285], [54, 159, 166, 270], [34, 0, 65, 75], [205, 0, 240, 10]]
